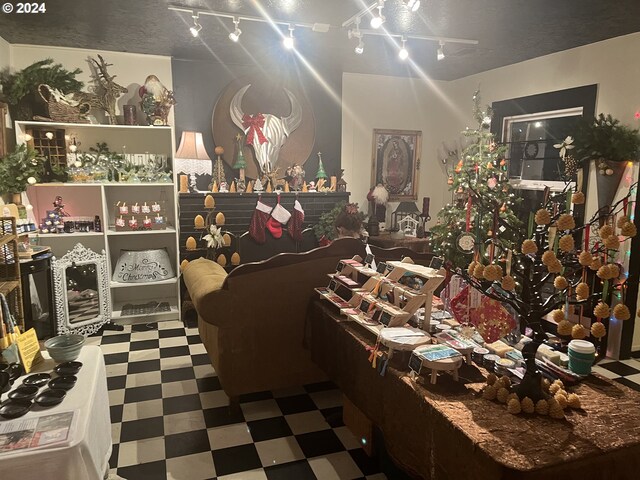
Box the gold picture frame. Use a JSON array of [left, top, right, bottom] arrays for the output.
[[371, 129, 421, 201]]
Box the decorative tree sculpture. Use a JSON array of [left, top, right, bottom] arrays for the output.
[[431, 91, 522, 269]]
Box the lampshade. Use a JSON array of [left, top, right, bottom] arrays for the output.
[[175, 131, 211, 160]]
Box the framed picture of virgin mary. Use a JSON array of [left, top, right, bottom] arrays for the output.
[[371, 129, 421, 201]]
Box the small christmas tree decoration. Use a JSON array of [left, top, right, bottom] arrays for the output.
[[302, 181, 308, 192], [246, 180, 254, 193], [599, 224, 614, 238], [576, 282, 589, 299], [604, 235, 620, 250], [521, 397, 535, 414], [535, 399, 549, 415], [556, 213, 576, 230], [567, 393, 582, 409], [507, 398, 522, 414], [535, 208, 551, 225], [217, 254, 227, 267], [571, 191, 585, 204], [557, 320, 573, 336], [522, 239, 537, 254], [229, 181, 236, 193], [559, 234, 575, 252], [233, 133, 247, 182], [621, 221, 637, 237], [497, 387, 510, 403], [571, 323, 588, 339], [483, 385, 498, 400], [591, 322, 607, 338], [254, 178, 264, 192], [613, 303, 631, 320], [204, 195, 215, 209], [486, 373, 498, 385], [212, 181, 219, 193], [594, 302, 611, 318], [215, 212, 225, 226], [315, 152, 328, 180], [284, 181, 290, 192], [501, 275, 516, 291], [579, 251, 593, 266], [554, 276, 569, 290], [212, 146, 227, 188], [231, 252, 241, 266]]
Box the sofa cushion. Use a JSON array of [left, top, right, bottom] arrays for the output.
[[183, 257, 227, 300]]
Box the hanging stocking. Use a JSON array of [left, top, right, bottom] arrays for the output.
[[288, 199, 305, 242], [267, 196, 291, 239], [267, 217, 283, 238], [249, 199, 272, 244]]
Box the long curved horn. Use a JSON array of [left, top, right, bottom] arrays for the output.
[[282, 88, 302, 136], [230, 84, 251, 132]]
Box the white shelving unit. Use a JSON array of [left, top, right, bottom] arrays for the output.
[[18, 121, 181, 325]]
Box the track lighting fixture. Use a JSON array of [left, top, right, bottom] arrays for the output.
[[398, 36, 409, 60], [405, 0, 421, 12], [228, 18, 241, 42], [355, 38, 365, 55], [283, 25, 295, 49], [370, 0, 385, 29], [189, 13, 202, 37], [437, 40, 445, 61]]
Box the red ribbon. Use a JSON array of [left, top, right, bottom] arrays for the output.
[[242, 113, 268, 145]]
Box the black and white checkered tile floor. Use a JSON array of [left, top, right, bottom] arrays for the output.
[[591, 358, 640, 392], [90, 319, 387, 480]]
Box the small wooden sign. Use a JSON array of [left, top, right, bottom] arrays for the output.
[[16, 328, 44, 373]]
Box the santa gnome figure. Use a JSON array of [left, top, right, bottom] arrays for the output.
[[367, 183, 389, 222], [139, 75, 176, 126]]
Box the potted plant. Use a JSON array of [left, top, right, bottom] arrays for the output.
[[313, 201, 366, 244], [0, 145, 45, 202], [572, 113, 640, 210], [0, 59, 83, 121]]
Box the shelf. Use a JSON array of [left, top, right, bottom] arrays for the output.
[[112, 305, 179, 322], [107, 227, 176, 236], [0, 234, 17, 247], [0, 280, 20, 296], [36, 232, 104, 238], [16, 120, 172, 131], [33, 182, 174, 187], [110, 278, 178, 289]]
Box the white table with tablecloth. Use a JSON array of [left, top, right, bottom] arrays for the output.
[[0, 345, 112, 480]]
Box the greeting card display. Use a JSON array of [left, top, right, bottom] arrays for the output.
[[114, 201, 167, 231]]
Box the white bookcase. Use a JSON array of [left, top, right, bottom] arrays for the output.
[[17, 121, 180, 324]]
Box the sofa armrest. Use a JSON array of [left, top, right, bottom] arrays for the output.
[[184, 258, 237, 326]]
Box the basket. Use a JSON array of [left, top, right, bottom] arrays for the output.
[[33, 84, 91, 123]]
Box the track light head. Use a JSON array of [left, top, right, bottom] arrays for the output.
[[355, 39, 364, 55], [229, 18, 241, 42], [399, 37, 409, 60], [189, 14, 202, 37], [406, 0, 421, 12], [437, 40, 445, 61], [371, 1, 385, 29], [283, 25, 295, 49]]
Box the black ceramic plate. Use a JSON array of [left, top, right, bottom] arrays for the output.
[[23, 373, 51, 387], [0, 371, 10, 394], [54, 361, 83, 376], [0, 399, 32, 419], [34, 389, 66, 407], [48, 375, 77, 391], [8, 385, 39, 401]]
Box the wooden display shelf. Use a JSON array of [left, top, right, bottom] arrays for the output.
[[0, 280, 20, 296], [0, 233, 17, 247], [110, 278, 178, 289]]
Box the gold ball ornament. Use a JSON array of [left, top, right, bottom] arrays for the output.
[[589, 257, 602, 271], [542, 250, 557, 265], [621, 222, 637, 237], [473, 263, 485, 279], [599, 225, 614, 239], [617, 216, 630, 228], [576, 282, 589, 300], [579, 251, 593, 266], [551, 309, 565, 323], [535, 399, 549, 415], [521, 397, 535, 414], [497, 387, 510, 404], [547, 260, 562, 273], [571, 191, 586, 204], [557, 320, 573, 336], [556, 214, 576, 231], [555, 392, 569, 409], [507, 398, 522, 415], [486, 373, 498, 386], [591, 322, 606, 339], [214, 146, 224, 155], [594, 302, 610, 319], [501, 275, 516, 291], [521, 239, 538, 254], [571, 323, 588, 339], [613, 303, 631, 321], [567, 393, 582, 409], [554, 276, 568, 290], [482, 385, 498, 400], [484, 264, 503, 282], [535, 209, 551, 225], [559, 234, 575, 252], [604, 235, 620, 250]]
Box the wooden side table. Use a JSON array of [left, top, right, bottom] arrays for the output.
[[368, 234, 431, 253]]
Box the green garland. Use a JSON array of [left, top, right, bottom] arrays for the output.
[[0, 145, 45, 194]]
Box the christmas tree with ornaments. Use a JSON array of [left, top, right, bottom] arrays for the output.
[[430, 91, 522, 270]]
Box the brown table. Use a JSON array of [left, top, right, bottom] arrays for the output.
[[368, 234, 431, 253], [308, 300, 640, 480]]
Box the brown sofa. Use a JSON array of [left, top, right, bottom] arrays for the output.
[[183, 237, 432, 399]]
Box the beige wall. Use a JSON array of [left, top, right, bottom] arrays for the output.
[[9, 44, 173, 124], [0, 35, 10, 72]]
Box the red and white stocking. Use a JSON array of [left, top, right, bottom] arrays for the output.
[[249, 200, 272, 244], [267, 198, 291, 239], [288, 200, 305, 242]]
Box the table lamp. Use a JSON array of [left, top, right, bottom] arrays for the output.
[[175, 131, 212, 192]]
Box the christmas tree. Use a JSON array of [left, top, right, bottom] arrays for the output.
[[431, 91, 522, 269], [316, 152, 328, 180]]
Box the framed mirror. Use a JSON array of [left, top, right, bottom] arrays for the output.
[[53, 243, 111, 336]]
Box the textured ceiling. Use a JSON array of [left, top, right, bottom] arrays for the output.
[[0, 0, 639, 80]]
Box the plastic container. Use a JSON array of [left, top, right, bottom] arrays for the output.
[[472, 347, 489, 365], [568, 340, 596, 375]]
